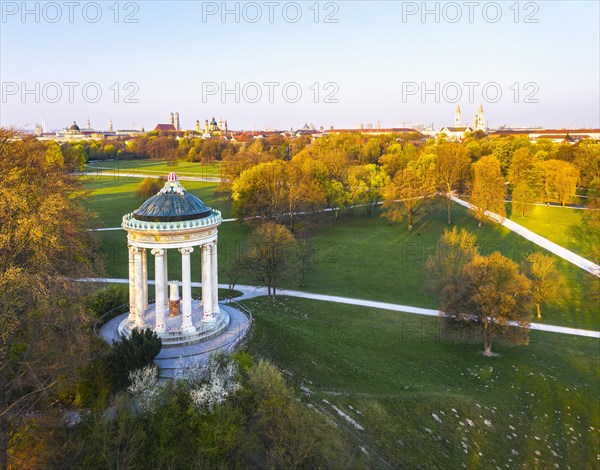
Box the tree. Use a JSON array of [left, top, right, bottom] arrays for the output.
[[244, 222, 297, 298], [426, 227, 478, 293], [136, 177, 164, 200], [0, 130, 102, 468], [103, 144, 118, 159], [86, 285, 129, 318], [347, 164, 390, 216], [63, 143, 87, 171], [573, 142, 600, 189], [232, 160, 287, 222], [523, 252, 561, 318], [435, 143, 470, 224], [441, 251, 533, 356], [382, 160, 436, 230], [224, 258, 244, 293], [44, 140, 65, 168], [508, 147, 534, 187], [378, 145, 409, 177], [471, 156, 506, 226], [359, 138, 382, 164], [511, 181, 537, 217], [285, 158, 326, 231], [542, 160, 579, 206], [491, 140, 513, 175]]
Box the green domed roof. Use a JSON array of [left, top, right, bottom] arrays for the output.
[[133, 173, 212, 222]]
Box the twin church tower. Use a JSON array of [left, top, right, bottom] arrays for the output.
[[455, 104, 486, 132]]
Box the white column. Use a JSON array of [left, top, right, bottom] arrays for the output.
[[211, 240, 219, 315], [202, 242, 214, 321], [142, 248, 148, 307], [133, 247, 145, 328], [163, 249, 169, 312], [127, 245, 136, 324], [152, 249, 166, 334], [180, 247, 195, 333]]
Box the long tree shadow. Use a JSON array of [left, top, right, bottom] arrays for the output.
[[567, 224, 600, 261]]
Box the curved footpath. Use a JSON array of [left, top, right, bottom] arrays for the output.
[[80, 278, 600, 339], [452, 196, 600, 278]]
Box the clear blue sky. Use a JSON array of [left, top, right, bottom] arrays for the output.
[[1, 1, 598, 131]]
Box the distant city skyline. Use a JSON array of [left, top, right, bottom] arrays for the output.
[[2, 1, 598, 130]]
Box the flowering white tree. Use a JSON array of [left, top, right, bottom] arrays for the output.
[[188, 355, 240, 413], [127, 365, 163, 413]]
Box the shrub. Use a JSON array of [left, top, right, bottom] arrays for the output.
[[86, 285, 128, 319], [109, 328, 162, 390], [136, 177, 163, 200]]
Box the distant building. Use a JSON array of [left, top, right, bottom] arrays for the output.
[[438, 126, 473, 141], [154, 123, 177, 132], [155, 112, 180, 132], [490, 128, 600, 143], [438, 105, 485, 140], [473, 104, 486, 132]]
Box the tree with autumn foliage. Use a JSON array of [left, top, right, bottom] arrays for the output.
[[541, 159, 580, 206], [435, 142, 471, 224], [232, 160, 288, 223], [440, 250, 533, 356], [284, 158, 327, 231], [471, 156, 507, 226], [0, 129, 103, 469], [426, 227, 478, 293], [523, 252, 562, 318], [382, 157, 436, 230], [348, 164, 390, 216], [136, 177, 164, 200]]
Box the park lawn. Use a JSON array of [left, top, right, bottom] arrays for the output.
[[243, 296, 600, 469], [296, 204, 600, 331], [507, 204, 598, 261], [83, 176, 232, 227], [87, 178, 599, 331], [86, 159, 222, 178]]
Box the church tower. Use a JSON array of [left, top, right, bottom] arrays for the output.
[[196, 120, 200, 133], [455, 105, 461, 126], [473, 104, 486, 132], [174, 112, 180, 131], [169, 112, 174, 126], [108, 119, 113, 132]]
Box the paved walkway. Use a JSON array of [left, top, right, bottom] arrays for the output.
[[81, 278, 600, 339], [75, 171, 224, 183], [452, 196, 600, 278]]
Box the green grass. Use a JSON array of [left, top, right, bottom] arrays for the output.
[[85, 159, 222, 178], [296, 205, 599, 330], [243, 296, 600, 468], [83, 176, 232, 226], [507, 204, 599, 261], [86, 177, 599, 331]]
